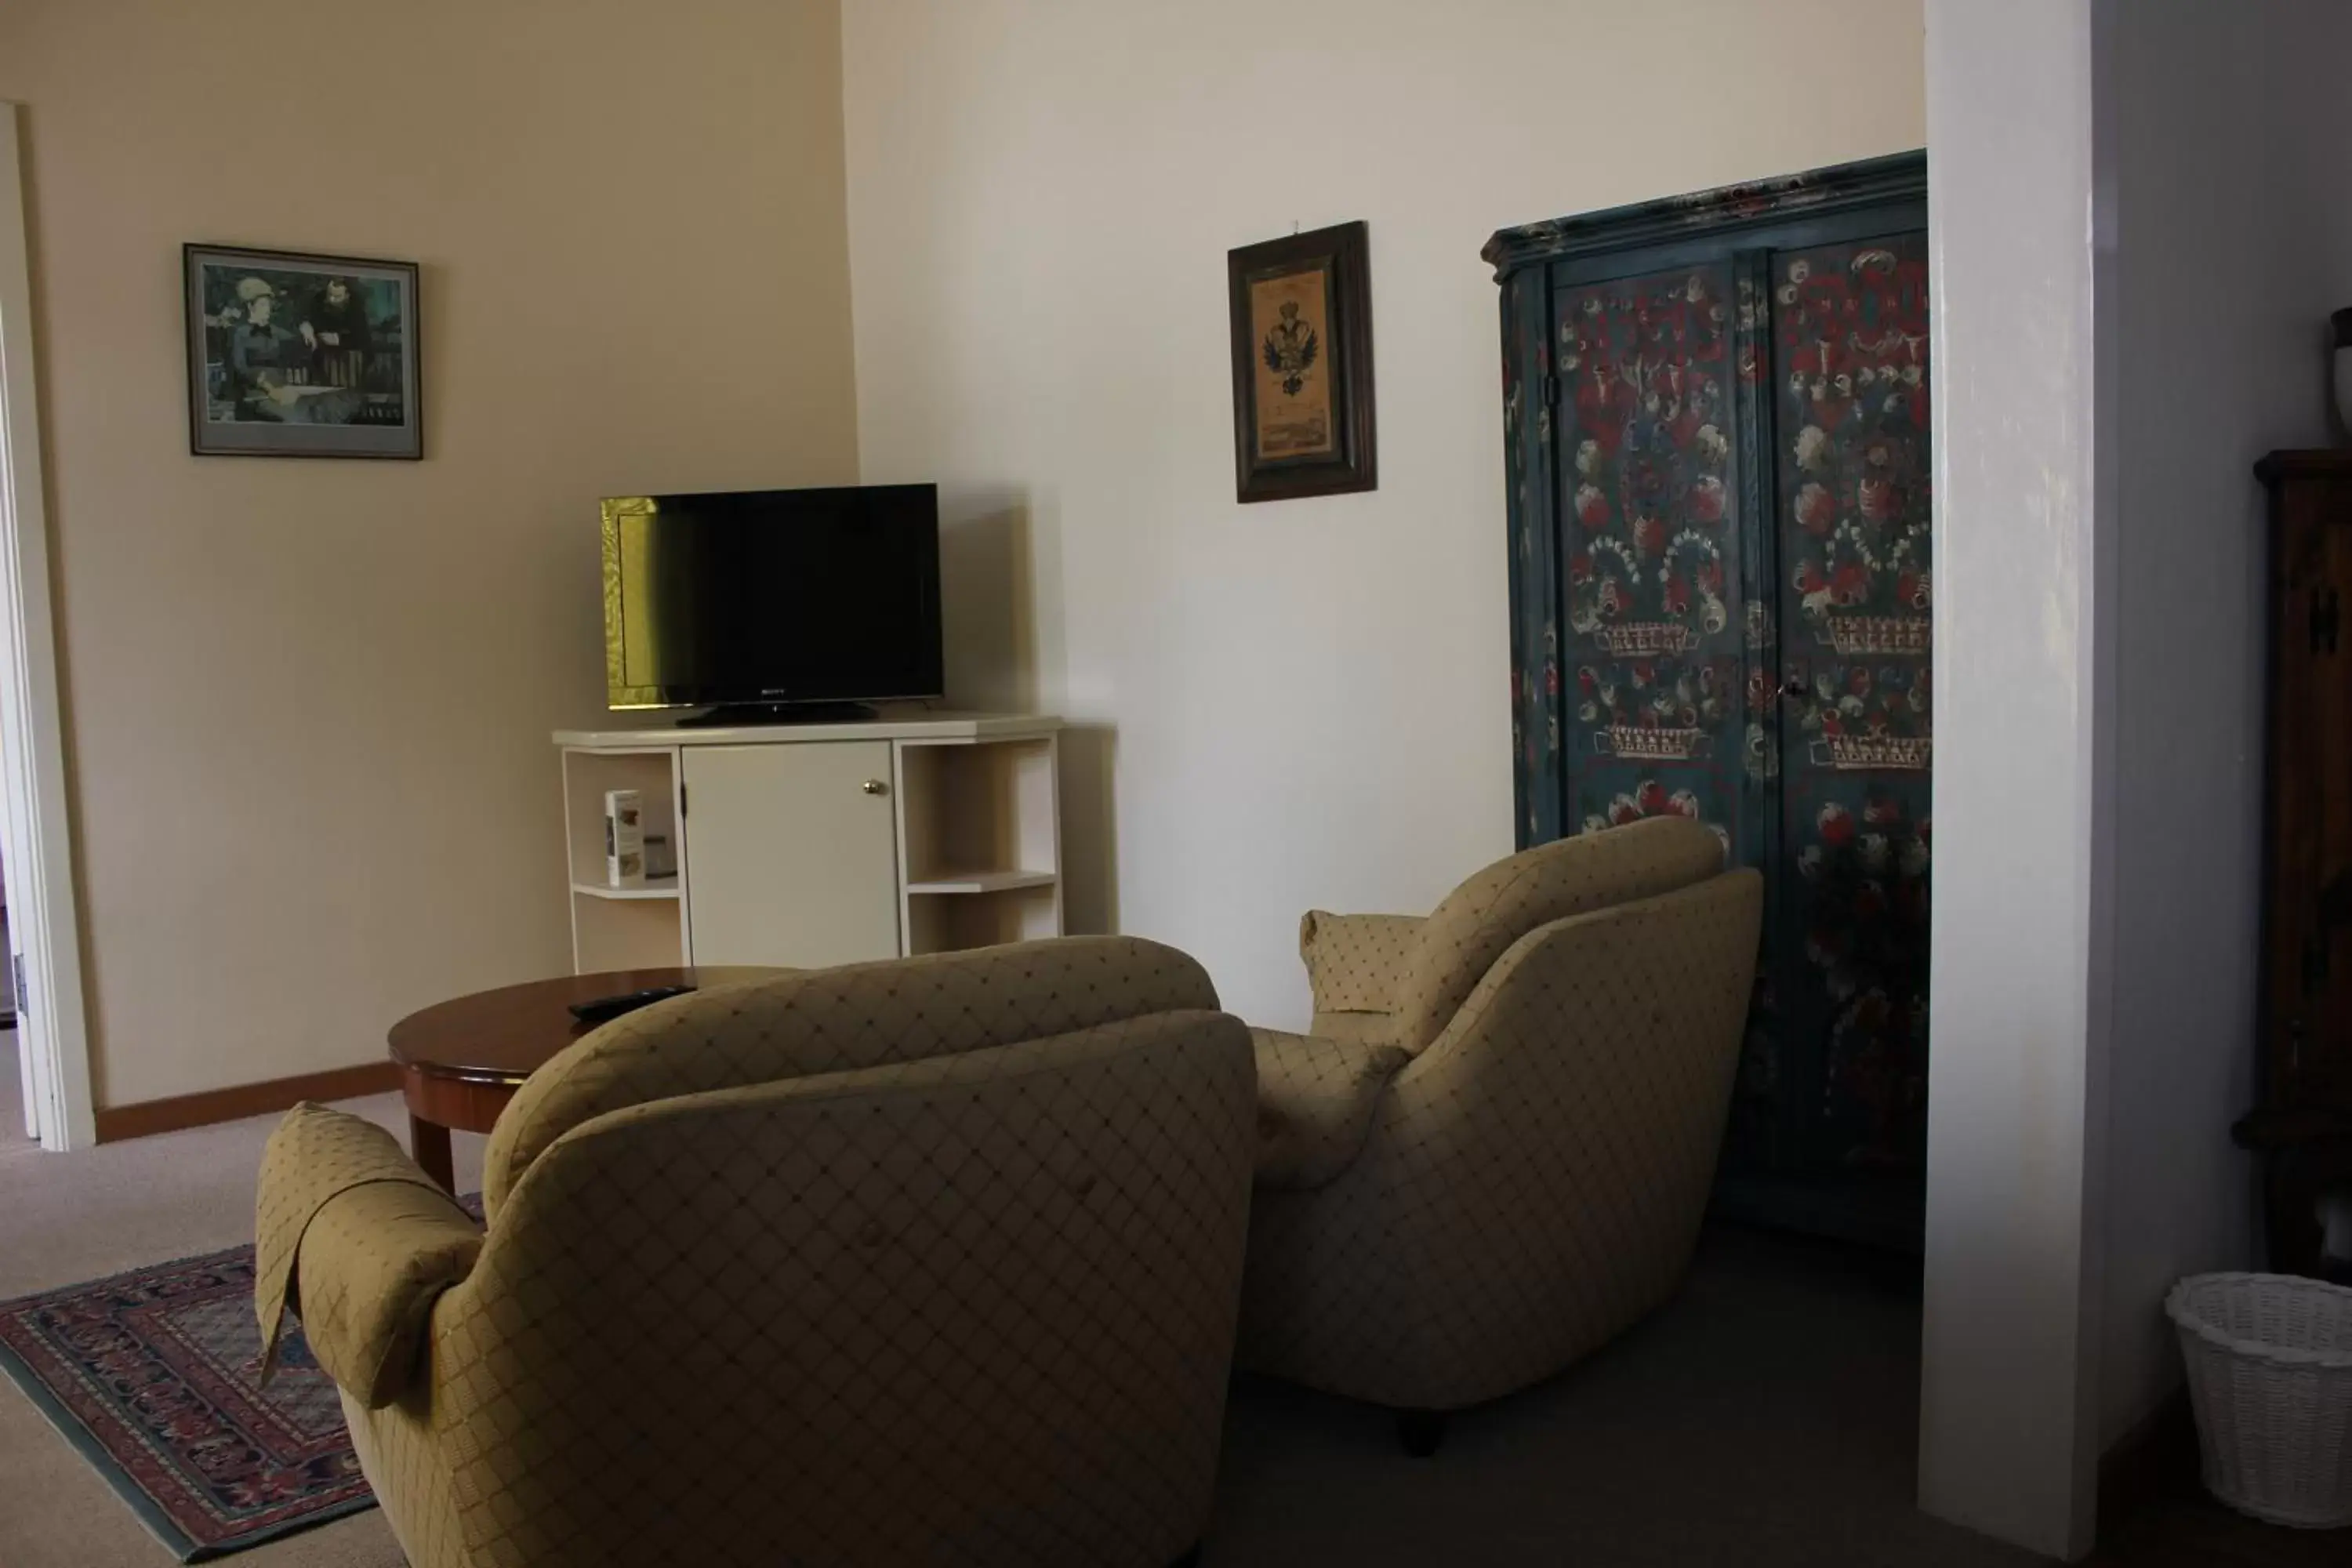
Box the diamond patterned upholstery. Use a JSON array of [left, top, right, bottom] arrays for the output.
[[484, 935, 1218, 1220], [1391, 815, 1728, 1052], [1302, 1010, 1403, 1048], [1295, 910, 1422, 1017], [255, 937, 1258, 1567], [1247, 1029, 1410, 1191], [253, 1102, 477, 1399], [1239, 822, 1762, 1414]]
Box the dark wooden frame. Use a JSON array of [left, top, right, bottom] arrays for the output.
[[1480, 151, 1931, 281], [1226, 221, 1376, 503], [2236, 448, 2352, 1279], [183, 241, 423, 459]]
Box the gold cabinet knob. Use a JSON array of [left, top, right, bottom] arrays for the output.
[[861, 779, 889, 796]]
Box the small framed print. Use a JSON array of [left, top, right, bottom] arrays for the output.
[[1227, 220, 1376, 503], [183, 243, 422, 459]]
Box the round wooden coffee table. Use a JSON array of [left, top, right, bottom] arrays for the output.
[[387, 967, 787, 1190]]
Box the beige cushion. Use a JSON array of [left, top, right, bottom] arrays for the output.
[[1390, 815, 1724, 1052], [483, 935, 1218, 1217], [1306, 1010, 1397, 1048], [1248, 1028, 1411, 1190], [292, 1178, 482, 1408], [252, 1102, 476, 1396], [1296, 911, 1422, 1015]]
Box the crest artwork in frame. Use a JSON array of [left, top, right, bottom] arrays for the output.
[[1227, 220, 1376, 503], [183, 244, 421, 459]]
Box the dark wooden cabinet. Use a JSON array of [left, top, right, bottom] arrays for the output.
[[1486, 153, 1931, 1247], [2241, 451, 2352, 1279]]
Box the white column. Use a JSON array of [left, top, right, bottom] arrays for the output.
[[1918, 0, 2112, 1557]]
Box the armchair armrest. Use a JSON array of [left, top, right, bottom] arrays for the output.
[[1297, 911, 1421, 1016], [1249, 1028, 1410, 1189], [254, 1102, 482, 1408]]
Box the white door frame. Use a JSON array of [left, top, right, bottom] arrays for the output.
[[0, 103, 94, 1151]]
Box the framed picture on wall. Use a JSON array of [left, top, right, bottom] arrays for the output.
[[182, 244, 422, 459], [1226, 220, 1377, 503]]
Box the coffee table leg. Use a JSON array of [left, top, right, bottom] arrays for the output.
[[409, 1114, 456, 1192]]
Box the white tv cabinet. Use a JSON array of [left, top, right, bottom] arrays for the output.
[[552, 713, 1062, 974]]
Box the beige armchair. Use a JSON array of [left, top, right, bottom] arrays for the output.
[[253, 937, 1256, 1568], [1237, 816, 1762, 1454]]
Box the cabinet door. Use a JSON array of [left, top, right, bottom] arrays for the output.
[[681, 742, 900, 967], [1548, 260, 1755, 857], [2267, 478, 2352, 1113], [1766, 231, 1934, 1176]]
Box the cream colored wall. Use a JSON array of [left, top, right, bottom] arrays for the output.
[[842, 0, 1926, 1030], [0, 0, 858, 1107]]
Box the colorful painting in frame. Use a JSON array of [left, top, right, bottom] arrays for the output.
[[1225, 221, 1376, 503], [183, 244, 420, 459]]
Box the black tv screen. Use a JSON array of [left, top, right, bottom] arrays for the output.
[[601, 484, 942, 711]]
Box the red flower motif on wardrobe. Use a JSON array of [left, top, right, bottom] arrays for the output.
[[1577, 485, 1610, 530], [1689, 474, 1727, 523], [1779, 241, 1933, 637], [1592, 778, 1710, 837]]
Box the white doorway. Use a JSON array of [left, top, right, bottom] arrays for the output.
[[0, 102, 93, 1150]]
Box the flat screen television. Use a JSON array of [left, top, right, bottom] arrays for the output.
[[600, 484, 942, 719]]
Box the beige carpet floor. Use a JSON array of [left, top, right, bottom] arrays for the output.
[[0, 1032, 2262, 1567]]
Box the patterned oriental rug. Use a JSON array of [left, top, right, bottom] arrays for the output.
[[0, 1203, 480, 1561]]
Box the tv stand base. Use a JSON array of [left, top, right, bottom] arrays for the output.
[[674, 702, 882, 728]]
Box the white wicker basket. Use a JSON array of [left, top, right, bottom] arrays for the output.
[[2165, 1272, 2352, 1528]]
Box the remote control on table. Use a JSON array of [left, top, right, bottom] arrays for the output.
[[567, 984, 695, 1026]]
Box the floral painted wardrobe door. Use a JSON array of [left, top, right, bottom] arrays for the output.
[[1551, 264, 1749, 856], [1769, 234, 1933, 1173]]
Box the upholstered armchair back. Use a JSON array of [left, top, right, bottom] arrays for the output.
[[483, 935, 1217, 1216], [1388, 815, 1726, 1051], [426, 1007, 1255, 1566], [269, 935, 1260, 1567], [1240, 867, 1764, 1413]]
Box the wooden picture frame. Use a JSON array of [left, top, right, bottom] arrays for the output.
[[1227, 221, 1376, 503], [183, 243, 422, 459]]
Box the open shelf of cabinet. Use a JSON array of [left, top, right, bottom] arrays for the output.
[[560, 745, 687, 971], [571, 878, 681, 902], [892, 731, 1062, 953], [905, 883, 1062, 955], [902, 868, 1059, 895], [569, 887, 685, 971]]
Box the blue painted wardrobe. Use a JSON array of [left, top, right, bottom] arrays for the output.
[[1487, 153, 1933, 1247]]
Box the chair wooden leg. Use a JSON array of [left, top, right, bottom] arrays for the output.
[[1393, 1407, 1447, 1457]]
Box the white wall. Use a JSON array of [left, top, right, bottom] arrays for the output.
[[2096, 0, 2352, 1455], [0, 0, 859, 1108], [841, 0, 1926, 1027], [1918, 1, 2110, 1557], [1920, 1, 2352, 1552]]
